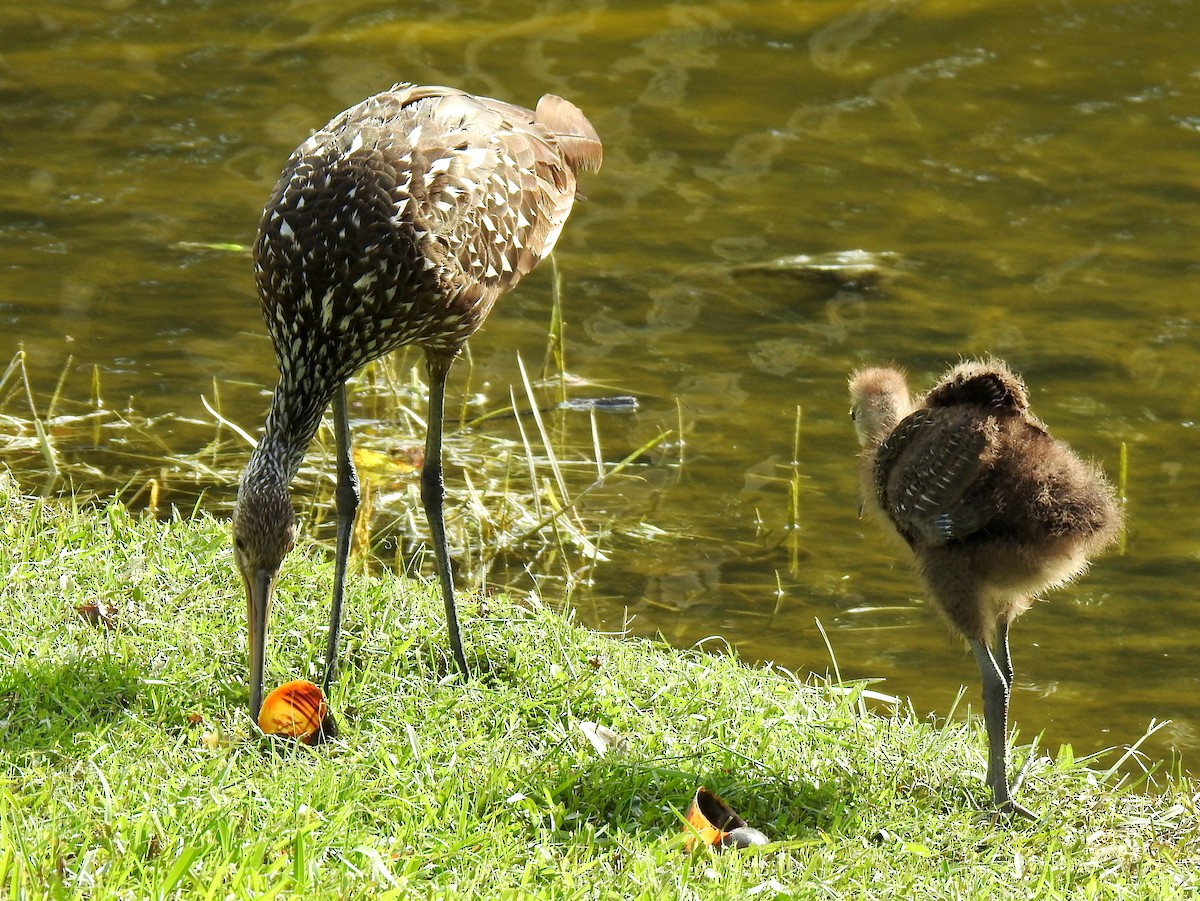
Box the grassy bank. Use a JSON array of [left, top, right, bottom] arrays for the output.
[[1, 482, 1197, 899]]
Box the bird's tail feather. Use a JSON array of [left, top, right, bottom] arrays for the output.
[[535, 94, 603, 174]]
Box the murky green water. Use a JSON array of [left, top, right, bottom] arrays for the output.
[[3, 0, 1198, 773]]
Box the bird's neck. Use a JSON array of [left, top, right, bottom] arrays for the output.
[[247, 378, 334, 487]]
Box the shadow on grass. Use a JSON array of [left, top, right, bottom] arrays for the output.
[[551, 758, 841, 846], [0, 651, 144, 754]]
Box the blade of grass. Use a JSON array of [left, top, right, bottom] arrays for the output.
[[516, 353, 572, 522], [13, 350, 60, 488], [46, 354, 74, 419], [589, 407, 604, 481], [1096, 718, 1170, 785], [201, 393, 258, 446], [508, 385, 545, 523], [158, 844, 203, 897]]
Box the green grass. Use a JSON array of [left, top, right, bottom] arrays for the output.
[[1, 480, 1197, 899]]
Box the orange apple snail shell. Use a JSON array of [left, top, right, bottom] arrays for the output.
[[257, 680, 328, 744]]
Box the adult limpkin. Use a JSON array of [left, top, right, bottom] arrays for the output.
[[232, 83, 602, 724], [849, 359, 1121, 817]]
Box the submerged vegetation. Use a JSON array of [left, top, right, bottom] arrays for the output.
[[0, 270, 672, 604], [0, 490, 1197, 898]]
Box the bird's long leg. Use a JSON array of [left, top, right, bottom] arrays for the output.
[[995, 618, 1014, 690], [969, 638, 1010, 806], [422, 356, 470, 677], [322, 385, 360, 698], [970, 636, 1035, 820], [994, 618, 1037, 817]]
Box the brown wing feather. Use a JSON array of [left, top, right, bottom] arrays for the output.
[[535, 94, 604, 176], [254, 82, 601, 401], [876, 408, 991, 545], [308, 84, 600, 325]]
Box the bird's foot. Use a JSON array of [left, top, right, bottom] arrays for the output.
[[973, 795, 1037, 825], [997, 797, 1037, 822]]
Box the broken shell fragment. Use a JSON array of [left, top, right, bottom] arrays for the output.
[[683, 787, 769, 850], [257, 680, 329, 744]]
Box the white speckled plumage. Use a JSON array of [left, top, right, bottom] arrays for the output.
[[232, 83, 601, 721]]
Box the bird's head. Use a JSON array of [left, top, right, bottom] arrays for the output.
[[849, 367, 913, 449], [232, 463, 296, 720]]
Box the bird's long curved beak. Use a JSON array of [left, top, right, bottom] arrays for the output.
[[246, 568, 276, 722]]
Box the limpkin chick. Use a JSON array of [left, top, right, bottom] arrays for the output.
[[849, 359, 1121, 817], [232, 83, 602, 727]]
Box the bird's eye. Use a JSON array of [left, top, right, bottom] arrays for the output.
[[850, 405, 860, 422]]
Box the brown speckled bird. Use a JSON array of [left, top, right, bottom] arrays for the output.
[[232, 83, 602, 725], [849, 359, 1121, 817]]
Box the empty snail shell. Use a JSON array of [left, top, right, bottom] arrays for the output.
[[683, 787, 769, 850]]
